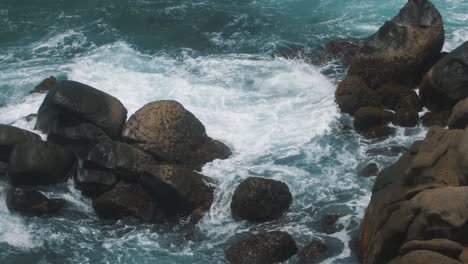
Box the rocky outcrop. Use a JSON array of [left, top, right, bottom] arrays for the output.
[[8, 141, 76, 186], [224, 231, 297, 264], [30, 76, 57, 94], [230, 177, 292, 222], [0, 125, 41, 162], [122, 100, 231, 169], [6, 187, 65, 215], [420, 41, 468, 111], [448, 98, 468, 129]]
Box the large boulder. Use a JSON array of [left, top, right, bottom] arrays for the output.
[[376, 84, 421, 111], [348, 0, 444, 89], [8, 141, 76, 186], [6, 187, 65, 215], [0, 125, 41, 162], [230, 177, 292, 222], [140, 164, 214, 215], [353, 107, 395, 138], [92, 184, 164, 222], [35, 80, 127, 148], [335, 75, 380, 115], [399, 239, 463, 260], [74, 168, 118, 197], [122, 100, 231, 169], [224, 231, 297, 264], [448, 98, 468, 129], [420, 41, 468, 111], [388, 250, 463, 264]]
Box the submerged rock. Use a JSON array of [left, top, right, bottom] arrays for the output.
[[0, 124, 41, 162], [320, 213, 341, 234], [299, 239, 329, 264], [29, 76, 57, 94], [230, 177, 292, 222], [6, 187, 65, 215], [224, 231, 298, 264]]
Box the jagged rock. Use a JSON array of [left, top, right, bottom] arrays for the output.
[[0, 124, 41, 162], [448, 98, 468, 129], [420, 41, 468, 111], [29, 76, 57, 94], [388, 250, 463, 264], [8, 141, 76, 186], [35, 80, 128, 140], [393, 108, 419, 127], [399, 239, 463, 260], [335, 75, 380, 115], [6, 187, 65, 215], [74, 168, 118, 197], [230, 177, 292, 222], [320, 213, 341, 234], [122, 100, 231, 169], [421, 111, 451, 127], [359, 163, 379, 177], [348, 0, 444, 89], [353, 107, 394, 131], [92, 184, 164, 222], [140, 164, 214, 215], [224, 231, 298, 264], [299, 240, 329, 264]]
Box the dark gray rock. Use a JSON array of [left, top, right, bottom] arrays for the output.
[[0, 124, 41, 162], [6, 187, 65, 215]]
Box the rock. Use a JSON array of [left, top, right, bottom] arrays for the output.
[[74, 168, 118, 197], [122, 100, 231, 169], [84, 140, 158, 182], [29, 76, 57, 94], [388, 250, 463, 264], [8, 141, 76, 186], [421, 111, 450, 127], [0, 161, 7, 175], [393, 108, 419, 127], [335, 75, 380, 115], [320, 213, 341, 234], [299, 240, 329, 264], [92, 184, 164, 222], [420, 41, 468, 111], [399, 239, 463, 260], [353, 107, 394, 131], [140, 164, 214, 215], [230, 177, 292, 222], [448, 98, 468, 129], [6, 187, 65, 215], [359, 163, 379, 177], [361, 125, 395, 139], [0, 124, 41, 162], [366, 146, 408, 157], [190, 208, 204, 224], [348, 0, 444, 89], [35, 80, 128, 140], [409, 140, 423, 155], [377, 84, 421, 111], [224, 231, 298, 264]]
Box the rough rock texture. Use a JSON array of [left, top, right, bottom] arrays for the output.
[[74, 168, 118, 197], [335, 75, 380, 115], [359, 163, 379, 177], [122, 100, 231, 169], [92, 184, 164, 222], [6, 187, 65, 215], [448, 98, 468, 129], [30, 76, 57, 94], [348, 0, 444, 89], [388, 250, 463, 264], [399, 239, 463, 260], [224, 231, 298, 264], [140, 164, 214, 215], [35, 80, 127, 142], [230, 177, 292, 222], [0, 125, 41, 162], [8, 141, 76, 186], [420, 41, 468, 111], [299, 240, 329, 264], [421, 111, 451, 127]]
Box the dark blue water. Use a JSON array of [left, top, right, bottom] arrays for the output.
[[0, 0, 467, 263]]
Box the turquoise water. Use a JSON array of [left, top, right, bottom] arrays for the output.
[[0, 0, 467, 263]]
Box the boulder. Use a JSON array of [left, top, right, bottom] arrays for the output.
[[420, 41, 468, 111], [29, 76, 57, 94], [74, 168, 118, 197], [353, 107, 394, 131], [320, 213, 341, 234], [6, 187, 65, 215], [230, 177, 292, 222], [377, 84, 421, 111], [359, 163, 379, 177], [335, 75, 380, 115], [421, 111, 451, 127], [299, 240, 329, 264], [140, 164, 214, 215], [399, 239, 463, 260], [8, 141, 76, 186], [224, 231, 297, 264], [348, 0, 444, 89], [361, 125, 395, 139], [92, 184, 164, 222], [122, 100, 231, 169], [448, 98, 468, 129], [388, 250, 463, 264], [0, 124, 41, 162], [35, 80, 127, 139], [393, 108, 419, 127]]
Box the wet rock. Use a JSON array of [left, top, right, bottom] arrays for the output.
[[29, 76, 57, 94], [122, 100, 231, 169], [230, 177, 292, 222], [377, 83, 421, 111], [8, 141, 76, 186], [299, 239, 329, 264], [420, 41, 468, 111], [393, 108, 419, 127], [190, 208, 204, 224], [399, 239, 463, 260], [140, 164, 214, 215], [6, 187, 65, 215], [361, 125, 395, 139], [74, 168, 118, 197], [448, 98, 468, 129], [335, 75, 380, 115], [388, 250, 463, 264], [0, 161, 7, 175], [92, 184, 164, 222], [320, 213, 341, 234], [224, 231, 298, 264], [35, 80, 128, 140], [359, 163, 379, 177], [366, 146, 408, 157], [353, 107, 394, 131], [348, 0, 444, 89], [421, 111, 450, 127], [0, 124, 41, 162]]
